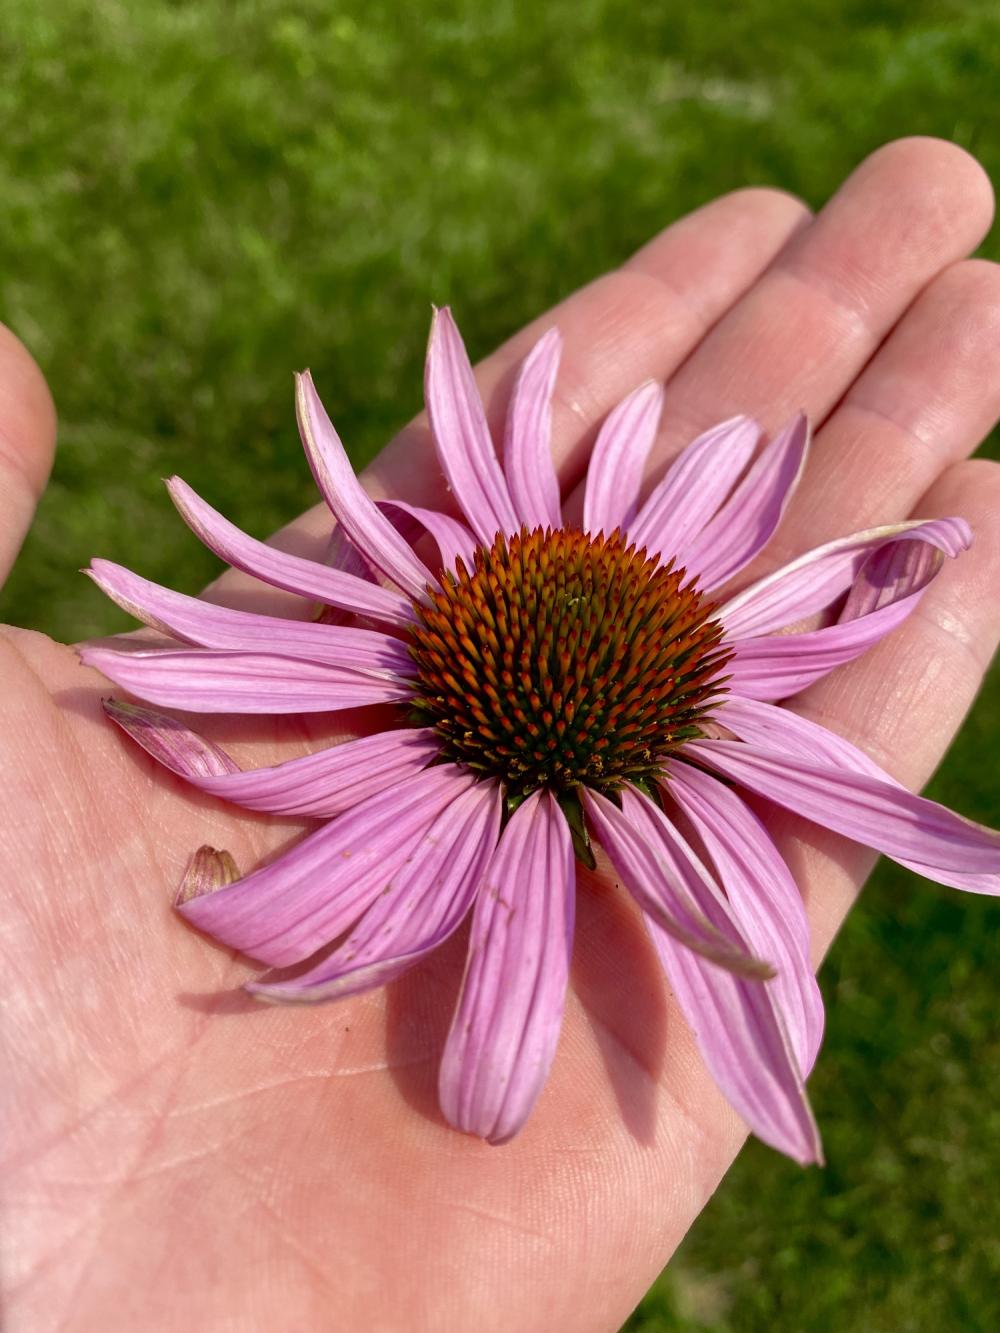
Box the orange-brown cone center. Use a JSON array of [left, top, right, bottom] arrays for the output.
[[408, 527, 729, 802]]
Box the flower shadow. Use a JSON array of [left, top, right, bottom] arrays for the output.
[[571, 866, 670, 1146], [383, 872, 670, 1146]]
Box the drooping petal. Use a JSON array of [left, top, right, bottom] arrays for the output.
[[103, 700, 440, 818], [86, 560, 418, 676], [687, 717, 1000, 895], [583, 380, 664, 538], [628, 416, 760, 559], [178, 764, 475, 965], [717, 695, 1000, 895], [167, 477, 414, 628], [582, 787, 771, 978], [503, 326, 563, 532], [644, 908, 822, 1164], [424, 306, 519, 544], [80, 645, 412, 714], [607, 787, 820, 1164], [719, 517, 971, 639], [438, 790, 575, 1143], [249, 780, 502, 1003], [295, 371, 436, 599], [376, 498, 477, 574], [677, 413, 810, 591], [666, 760, 824, 1072]]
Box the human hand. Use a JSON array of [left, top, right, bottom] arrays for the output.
[[3, 136, 999, 1331]]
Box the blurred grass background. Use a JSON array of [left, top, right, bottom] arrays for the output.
[[1, 1, 998, 1328]]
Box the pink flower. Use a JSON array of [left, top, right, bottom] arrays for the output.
[[82, 309, 1000, 1164]]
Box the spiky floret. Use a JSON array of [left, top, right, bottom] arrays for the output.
[[408, 527, 730, 801]]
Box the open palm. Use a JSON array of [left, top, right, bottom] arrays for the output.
[[4, 138, 1000, 1332]]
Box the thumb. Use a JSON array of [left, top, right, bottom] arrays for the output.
[[0, 324, 56, 591]]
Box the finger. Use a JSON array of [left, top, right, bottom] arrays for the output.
[[562, 136, 993, 525], [741, 258, 1000, 581], [200, 187, 809, 606], [781, 457, 1000, 953], [0, 326, 56, 590]]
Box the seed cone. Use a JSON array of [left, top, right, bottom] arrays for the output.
[[408, 527, 730, 799]]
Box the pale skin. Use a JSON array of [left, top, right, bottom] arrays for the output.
[[2, 137, 1000, 1332]]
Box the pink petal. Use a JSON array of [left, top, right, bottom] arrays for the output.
[[80, 645, 412, 714], [502, 327, 563, 532], [687, 717, 1000, 894], [167, 477, 413, 628], [178, 763, 475, 965], [724, 525, 959, 700], [86, 560, 417, 676], [582, 787, 771, 978], [608, 787, 820, 1163], [424, 307, 519, 544], [438, 790, 574, 1143], [666, 760, 824, 1073], [717, 695, 1000, 895], [104, 700, 440, 819], [644, 908, 821, 1164], [677, 413, 810, 591], [295, 371, 436, 599], [248, 780, 502, 1002], [628, 415, 761, 559], [719, 517, 971, 639], [582, 380, 664, 538], [376, 498, 477, 574]]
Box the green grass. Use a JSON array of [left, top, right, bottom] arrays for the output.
[[1, 2, 998, 1327]]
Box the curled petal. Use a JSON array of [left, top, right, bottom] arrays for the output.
[[178, 764, 475, 965], [719, 516, 971, 639], [628, 415, 760, 558], [666, 760, 824, 1073], [678, 413, 810, 591], [583, 380, 664, 538], [608, 787, 820, 1164], [425, 307, 519, 543], [583, 787, 770, 977], [439, 791, 575, 1143], [725, 519, 968, 700], [80, 645, 412, 714], [503, 327, 563, 532], [295, 371, 436, 599], [104, 700, 440, 819], [249, 780, 502, 1003], [716, 696, 1000, 895], [86, 560, 417, 676], [104, 699, 239, 777], [167, 477, 413, 628]]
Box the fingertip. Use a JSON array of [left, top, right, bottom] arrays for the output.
[[0, 323, 56, 495], [847, 136, 994, 249], [715, 184, 812, 229], [0, 324, 57, 586], [627, 185, 811, 284]]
